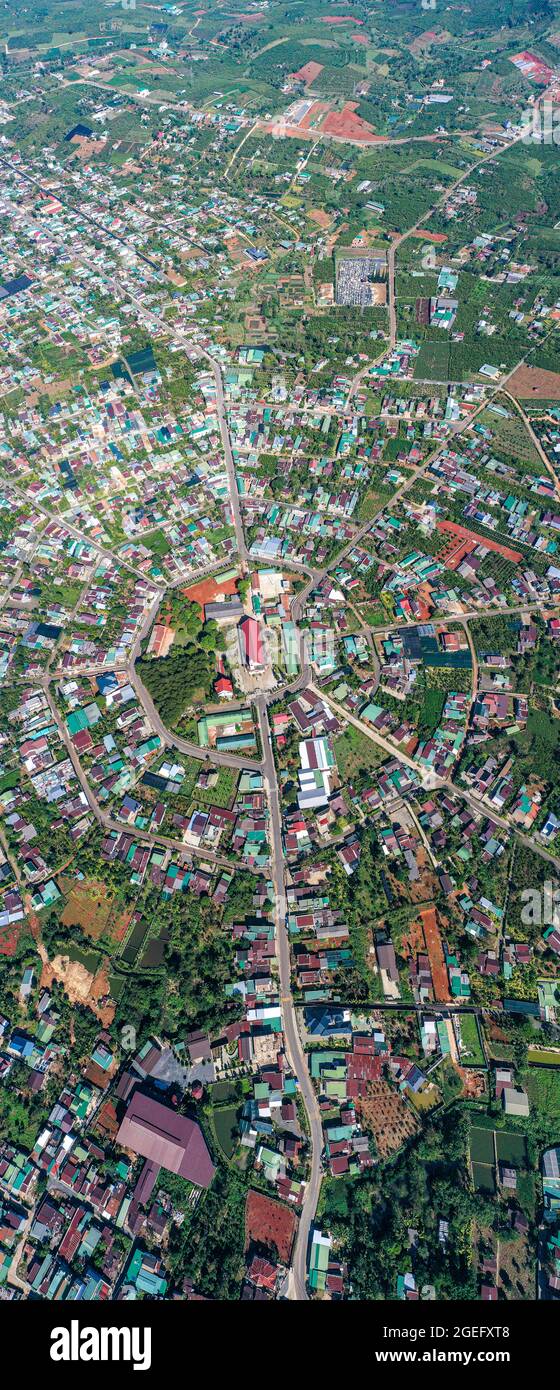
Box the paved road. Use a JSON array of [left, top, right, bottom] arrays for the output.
[[4, 473, 153, 586], [449, 780, 560, 874], [381, 118, 551, 357], [7, 134, 558, 1302], [310, 681, 443, 788], [255, 696, 323, 1301], [41, 680, 260, 872], [458, 616, 479, 705], [0, 154, 161, 272], [202, 365, 249, 571], [289, 394, 495, 601], [311, 672, 560, 872], [8, 147, 321, 1289], [129, 659, 262, 773]]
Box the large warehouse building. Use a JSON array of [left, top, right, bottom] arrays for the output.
[[116, 1091, 215, 1189]]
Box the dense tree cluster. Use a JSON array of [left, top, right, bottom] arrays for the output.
[[323, 1108, 481, 1300], [137, 643, 214, 725]]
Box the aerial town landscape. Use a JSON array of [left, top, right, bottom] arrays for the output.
[[1, 0, 560, 1324]]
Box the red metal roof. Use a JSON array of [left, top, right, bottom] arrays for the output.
[[117, 1091, 215, 1188]]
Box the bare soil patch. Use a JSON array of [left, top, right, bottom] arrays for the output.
[[508, 364, 560, 400], [40, 952, 115, 1025]]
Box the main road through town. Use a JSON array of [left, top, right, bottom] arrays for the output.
[[187, 328, 323, 1295], [256, 696, 323, 1301], [0, 148, 331, 1298], [7, 108, 560, 1298]]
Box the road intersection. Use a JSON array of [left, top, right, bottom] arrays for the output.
[[5, 127, 560, 1299]]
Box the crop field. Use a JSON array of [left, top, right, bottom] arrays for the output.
[[478, 407, 542, 467], [61, 877, 131, 948], [4, 0, 560, 1314], [357, 1078, 419, 1157], [0, 922, 26, 957], [472, 1161, 496, 1194], [413, 341, 450, 382], [495, 1131, 528, 1167], [470, 1126, 495, 1166]]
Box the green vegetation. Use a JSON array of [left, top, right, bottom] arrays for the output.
[[417, 688, 446, 740], [165, 1162, 246, 1299], [213, 1104, 242, 1161], [526, 1069, 560, 1148], [334, 726, 385, 781], [3, 0, 560, 1310], [321, 1106, 478, 1299], [137, 643, 214, 725], [459, 1014, 485, 1067]]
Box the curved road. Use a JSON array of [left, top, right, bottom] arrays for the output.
[[6, 139, 559, 1301]]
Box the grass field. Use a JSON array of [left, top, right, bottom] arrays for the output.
[[470, 1126, 494, 1165], [213, 1105, 240, 1161], [459, 1013, 485, 1067], [527, 1068, 560, 1137], [495, 1131, 528, 1167], [150, 755, 238, 812], [319, 1172, 355, 1221], [334, 725, 385, 780], [472, 1161, 496, 1193], [527, 1050, 560, 1066], [211, 1081, 240, 1105]]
